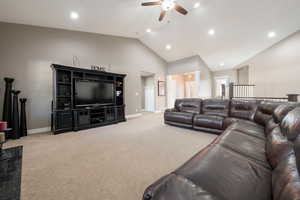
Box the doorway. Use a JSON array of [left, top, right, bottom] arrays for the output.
[[141, 74, 155, 112], [215, 76, 229, 98], [167, 72, 198, 108]]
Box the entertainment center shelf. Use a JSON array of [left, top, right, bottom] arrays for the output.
[[51, 64, 126, 134]]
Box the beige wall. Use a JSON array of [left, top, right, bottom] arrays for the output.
[[213, 69, 238, 82], [235, 30, 300, 97], [0, 22, 167, 130], [237, 65, 249, 84], [167, 55, 213, 98]]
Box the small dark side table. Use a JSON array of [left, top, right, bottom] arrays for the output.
[[0, 128, 12, 139], [0, 146, 23, 200]]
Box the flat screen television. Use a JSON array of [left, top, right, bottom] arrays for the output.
[[75, 79, 114, 106]]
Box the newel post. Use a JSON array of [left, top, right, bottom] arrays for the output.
[[229, 82, 234, 100], [287, 94, 299, 102], [221, 84, 226, 99]]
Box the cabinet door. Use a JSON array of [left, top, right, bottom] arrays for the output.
[[77, 110, 90, 126], [105, 107, 116, 122], [116, 106, 125, 121], [55, 111, 73, 130]]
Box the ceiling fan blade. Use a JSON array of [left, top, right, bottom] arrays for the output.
[[174, 4, 188, 15], [141, 1, 161, 6], [159, 10, 166, 21]]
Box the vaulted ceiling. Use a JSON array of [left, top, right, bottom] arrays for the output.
[[0, 0, 300, 71]]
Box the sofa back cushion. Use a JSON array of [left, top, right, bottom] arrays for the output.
[[202, 99, 230, 117], [281, 107, 300, 170], [265, 103, 299, 136], [266, 126, 293, 169], [174, 98, 202, 114], [271, 107, 300, 200], [272, 153, 300, 200], [230, 100, 258, 120], [254, 101, 283, 126], [273, 103, 300, 124], [265, 119, 278, 136], [281, 107, 300, 142]]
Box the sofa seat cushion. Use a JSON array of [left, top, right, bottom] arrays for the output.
[[227, 121, 266, 141], [223, 117, 259, 130], [176, 144, 272, 200], [164, 111, 194, 125], [217, 129, 270, 168], [193, 114, 224, 130]]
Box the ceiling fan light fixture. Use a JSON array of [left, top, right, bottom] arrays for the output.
[[141, 0, 187, 21], [161, 0, 176, 11]]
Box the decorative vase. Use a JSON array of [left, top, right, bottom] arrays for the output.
[[20, 98, 27, 137], [11, 90, 21, 139], [2, 78, 14, 138]]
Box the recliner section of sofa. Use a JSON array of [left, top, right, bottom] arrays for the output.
[[192, 99, 230, 134], [193, 115, 224, 134], [145, 100, 300, 200], [164, 98, 202, 129], [165, 98, 260, 134]]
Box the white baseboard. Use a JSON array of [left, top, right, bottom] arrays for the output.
[[126, 113, 142, 119], [155, 110, 163, 113], [28, 127, 51, 135]]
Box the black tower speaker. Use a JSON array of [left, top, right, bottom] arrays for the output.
[[20, 98, 27, 137], [11, 90, 21, 139], [2, 78, 14, 129]]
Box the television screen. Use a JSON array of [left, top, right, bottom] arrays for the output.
[[75, 80, 114, 106]]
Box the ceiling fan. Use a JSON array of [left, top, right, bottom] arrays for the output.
[[141, 0, 188, 22]]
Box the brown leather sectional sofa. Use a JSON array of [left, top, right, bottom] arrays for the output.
[[143, 98, 300, 200]]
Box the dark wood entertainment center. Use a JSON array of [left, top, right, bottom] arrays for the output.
[[51, 64, 126, 134]]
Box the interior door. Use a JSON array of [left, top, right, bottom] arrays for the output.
[[145, 85, 155, 112]]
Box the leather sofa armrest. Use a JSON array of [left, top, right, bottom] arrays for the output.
[[223, 118, 238, 130], [143, 174, 174, 200], [165, 108, 177, 113]]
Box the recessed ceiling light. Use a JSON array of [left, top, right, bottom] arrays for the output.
[[166, 44, 172, 50], [208, 29, 215, 35], [146, 28, 152, 33], [70, 12, 79, 20], [220, 62, 225, 67], [268, 31, 276, 38], [194, 2, 200, 8]]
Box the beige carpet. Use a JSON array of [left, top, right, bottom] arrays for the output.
[[5, 113, 216, 200]]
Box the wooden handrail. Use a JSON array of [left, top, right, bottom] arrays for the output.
[[233, 97, 288, 100], [228, 82, 298, 102], [232, 84, 256, 87]]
